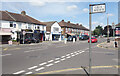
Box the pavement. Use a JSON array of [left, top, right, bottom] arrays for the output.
[[97, 40, 119, 50]]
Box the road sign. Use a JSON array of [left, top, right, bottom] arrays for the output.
[[92, 3, 106, 13]]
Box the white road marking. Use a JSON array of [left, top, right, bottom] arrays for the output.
[[66, 54, 70, 56], [24, 50, 35, 53], [71, 53, 74, 55], [1, 54, 12, 57], [48, 60, 54, 63], [55, 58, 60, 60], [39, 62, 47, 66], [61, 58, 65, 61], [13, 70, 25, 74], [35, 67, 45, 71], [25, 72, 32, 74], [61, 56, 65, 58], [54, 61, 60, 63], [28, 66, 38, 70], [71, 55, 75, 57], [46, 63, 54, 67], [66, 56, 71, 59]]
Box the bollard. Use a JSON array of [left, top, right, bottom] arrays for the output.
[[114, 41, 117, 48], [73, 38, 75, 43], [64, 38, 67, 44]]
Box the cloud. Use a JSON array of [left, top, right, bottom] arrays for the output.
[[92, 21, 105, 30], [67, 5, 78, 11], [83, 8, 89, 13], [29, 0, 45, 6]]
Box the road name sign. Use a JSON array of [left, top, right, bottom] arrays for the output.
[[92, 4, 106, 13]]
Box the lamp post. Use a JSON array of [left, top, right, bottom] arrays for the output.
[[112, 22, 115, 41], [107, 13, 110, 43]]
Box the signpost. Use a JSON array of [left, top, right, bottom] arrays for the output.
[[89, 3, 105, 76]]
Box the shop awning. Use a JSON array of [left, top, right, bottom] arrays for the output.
[[0, 31, 12, 35], [67, 33, 75, 36]]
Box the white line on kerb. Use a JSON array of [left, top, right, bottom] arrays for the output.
[[35, 67, 45, 71], [25, 72, 32, 74], [39, 62, 47, 66], [48, 60, 54, 63], [46, 63, 53, 67], [1, 54, 12, 57], [54, 61, 60, 63], [28, 66, 38, 70], [13, 70, 25, 74]]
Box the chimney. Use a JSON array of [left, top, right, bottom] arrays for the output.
[[62, 20, 64, 22], [76, 23, 79, 25], [21, 11, 26, 15], [68, 21, 70, 23]]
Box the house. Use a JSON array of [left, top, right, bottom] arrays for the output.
[[43, 21, 61, 41], [0, 11, 46, 44], [59, 20, 89, 39]]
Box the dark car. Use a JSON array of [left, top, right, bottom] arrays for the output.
[[79, 35, 89, 40], [67, 35, 77, 41], [20, 37, 31, 44], [31, 37, 40, 43]]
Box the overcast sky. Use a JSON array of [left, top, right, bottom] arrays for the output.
[[1, 1, 118, 30]]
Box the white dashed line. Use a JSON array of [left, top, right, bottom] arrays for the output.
[[61, 58, 65, 61], [66, 54, 70, 56], [61, 56, 65, 58], [66, 56, 71, 59], [48, 60, 54, 63], [25, 72, 32, 74], [35, 67, 45, 71], [55, 58, 60, 60], [71, 55, 75, 57], [46, 63, 54, 67], [54, 61, 60, 63], [71, 53, 74, 55], [24, 50, 35, 53], [39, 62, 47, 66], [13, 70, 25, 74], [28, 66, 38, 70], [1, 54, 12, 57]]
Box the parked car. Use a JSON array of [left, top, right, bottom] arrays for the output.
[[88, 37, 98, 43], [79, 35, 89, 40], [67, 35, 77, 41], [20, 37, 31, 44], [31, 37, 40, 43]]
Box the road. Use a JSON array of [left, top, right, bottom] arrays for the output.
[[2, 38, 118, 75]]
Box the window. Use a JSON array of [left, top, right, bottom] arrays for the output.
[[10, 22, 13, 27], [37, 26, 40, 29], [14, 24, 16, 28]]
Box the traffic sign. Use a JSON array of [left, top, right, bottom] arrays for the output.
[[92, 3, 106, 13]]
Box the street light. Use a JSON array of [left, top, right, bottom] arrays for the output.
[[112, 22, 115, 42], [107, 13, 110, 43]]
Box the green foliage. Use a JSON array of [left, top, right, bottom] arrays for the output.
[[93, 25, 103, 36], [12, 40, 17, 42]]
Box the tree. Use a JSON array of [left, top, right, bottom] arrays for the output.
[[93, 25, 103, 36]]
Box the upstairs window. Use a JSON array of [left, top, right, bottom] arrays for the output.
[[14, 24, 16, 28], [37, 26, 40, 29], [10, 22, 13, 27]]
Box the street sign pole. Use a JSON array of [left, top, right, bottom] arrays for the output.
[[89, 4, 92, 76]]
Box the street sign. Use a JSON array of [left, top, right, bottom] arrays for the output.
[[92, 4, 106, 13]]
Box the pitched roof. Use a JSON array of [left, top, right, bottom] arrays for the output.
[[115, 23, 120, 27], [0, 11, 46, 25], [59, 20, 89, 31], [42, 21, 57, 32]]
